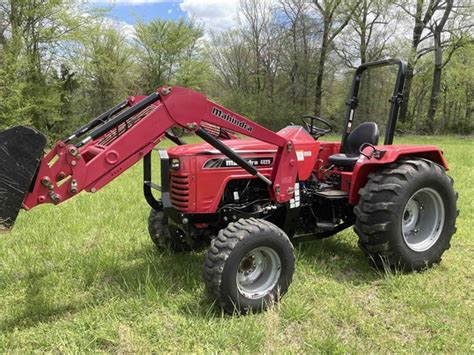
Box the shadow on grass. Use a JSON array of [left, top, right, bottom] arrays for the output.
[[93, 247, 219, 318], [94, 237, 381, 316], [0, 236, 381, 331], [295, 236, 380, 284], [0, 270, 81, 333], [0, 247, 210, 333]]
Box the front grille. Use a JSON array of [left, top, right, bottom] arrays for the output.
[[170, 173, 190, 211]]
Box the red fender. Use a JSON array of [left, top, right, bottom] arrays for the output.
[[349, 145, 448, 205]]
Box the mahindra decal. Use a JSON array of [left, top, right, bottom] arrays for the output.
[[211, 107, 253, 132]]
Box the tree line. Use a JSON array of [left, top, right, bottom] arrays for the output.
[[0, 0, 472, 141]]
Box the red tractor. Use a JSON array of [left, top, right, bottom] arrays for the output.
[[0, 59, 458, 314]]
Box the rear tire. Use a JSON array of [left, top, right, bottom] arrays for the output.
[[355, 159, 458, 271], [203, 218, 295, 314], [148, 209, 200, 252]]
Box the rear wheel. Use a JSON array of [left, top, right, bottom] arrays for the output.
[[203, 218, 295, 314], [355, 159, 458, 271], [148, 209, 202, 252]]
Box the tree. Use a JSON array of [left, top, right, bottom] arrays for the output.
[[278, 0, 315, 106], [208, 30, 253, 93], [425, 0, 472, 132], [0, 53, 30, 129], [441, 41, 473, 133], [0, 0, 90, 133], [311, 0, 361, 116], [397, 0, 445, 123], [79, 25, 136, 116], [426, 0, 453, 132], [1, 0, 472, 137], [239, 0, 283, 96], [135, 19, 206, 93], [335, 0, 394, 66]]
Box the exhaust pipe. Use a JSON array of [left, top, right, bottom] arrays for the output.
[[0, 126, 46, 232]]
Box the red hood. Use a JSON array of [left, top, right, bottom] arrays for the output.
[[168, 138, 277, 156], [167, 125, 315, 156]]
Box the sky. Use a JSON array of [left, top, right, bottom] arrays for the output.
[[89, 0, 241, 32]]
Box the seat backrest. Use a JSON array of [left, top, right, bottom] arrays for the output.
[[342, 122, 379, 156]]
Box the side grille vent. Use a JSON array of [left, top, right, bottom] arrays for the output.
[[170, 173, 190, 211]]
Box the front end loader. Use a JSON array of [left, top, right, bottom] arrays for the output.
[[0, 59, 458, 314]]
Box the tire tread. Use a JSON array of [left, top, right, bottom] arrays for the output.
[[355, 159, 457, 270], [203, 217, 294, 313]]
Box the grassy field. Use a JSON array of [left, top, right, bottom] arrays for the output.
[[0, 135, 472, 352]]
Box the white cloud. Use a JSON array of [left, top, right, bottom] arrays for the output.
[[179, 0, 240, 32], [89, 0, 243, 35], [101, 17, 137, 38]]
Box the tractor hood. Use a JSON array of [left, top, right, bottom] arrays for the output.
[[168, 137, 277, 156], [168, 125, 314, 157], [167, 125, 320, 183]]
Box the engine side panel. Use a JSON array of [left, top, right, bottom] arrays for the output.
[[167, 126, 321, 213]]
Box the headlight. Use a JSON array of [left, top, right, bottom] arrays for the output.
[[170, 158, 180, 170]]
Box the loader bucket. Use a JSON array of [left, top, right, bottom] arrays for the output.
[[0, 126, 46, 232]]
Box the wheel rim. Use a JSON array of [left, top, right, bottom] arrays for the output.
[[402, 187, 445, 252], [236, 246, 281, 299]]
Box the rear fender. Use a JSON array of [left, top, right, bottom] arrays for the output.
[[349, 145, 447, 205]]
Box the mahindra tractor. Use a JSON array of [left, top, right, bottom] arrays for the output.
[[0, 59, 458, 314]]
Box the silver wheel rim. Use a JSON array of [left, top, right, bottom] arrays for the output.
[[402, 187, 445, 252], [236, 246, 281, 299]]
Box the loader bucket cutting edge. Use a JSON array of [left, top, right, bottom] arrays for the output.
[[0, 126, 47, 232]]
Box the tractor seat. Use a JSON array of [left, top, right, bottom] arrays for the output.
[[328, 122, 379, 169]]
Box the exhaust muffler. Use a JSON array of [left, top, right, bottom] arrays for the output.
[[0, 126, 46, 232]]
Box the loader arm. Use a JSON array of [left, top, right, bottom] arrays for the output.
[[2, 87, 297, 231]]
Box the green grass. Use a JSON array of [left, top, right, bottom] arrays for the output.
[[1, 136, 472, 352]]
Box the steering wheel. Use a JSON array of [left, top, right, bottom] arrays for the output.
[[301, 115, 333, 138]]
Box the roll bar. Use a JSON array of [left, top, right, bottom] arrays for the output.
[[341, 58, 407, 148]]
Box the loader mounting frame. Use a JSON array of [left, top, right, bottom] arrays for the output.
[[1, 87, 301, 230]]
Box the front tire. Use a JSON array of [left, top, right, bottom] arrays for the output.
[[148, 209, 201, 252], [204, 218, 295, 314], [355, 159, 458, 271]]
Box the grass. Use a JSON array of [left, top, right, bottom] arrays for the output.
[[0, 135, 472, 352]]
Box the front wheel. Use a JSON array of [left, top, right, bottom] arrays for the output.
[[355, 159, 458, 271], [203, 218, 295, 314], [148, 209, 203, 252]]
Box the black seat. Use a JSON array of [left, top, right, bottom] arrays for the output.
[[328, 122, 379, 169]]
